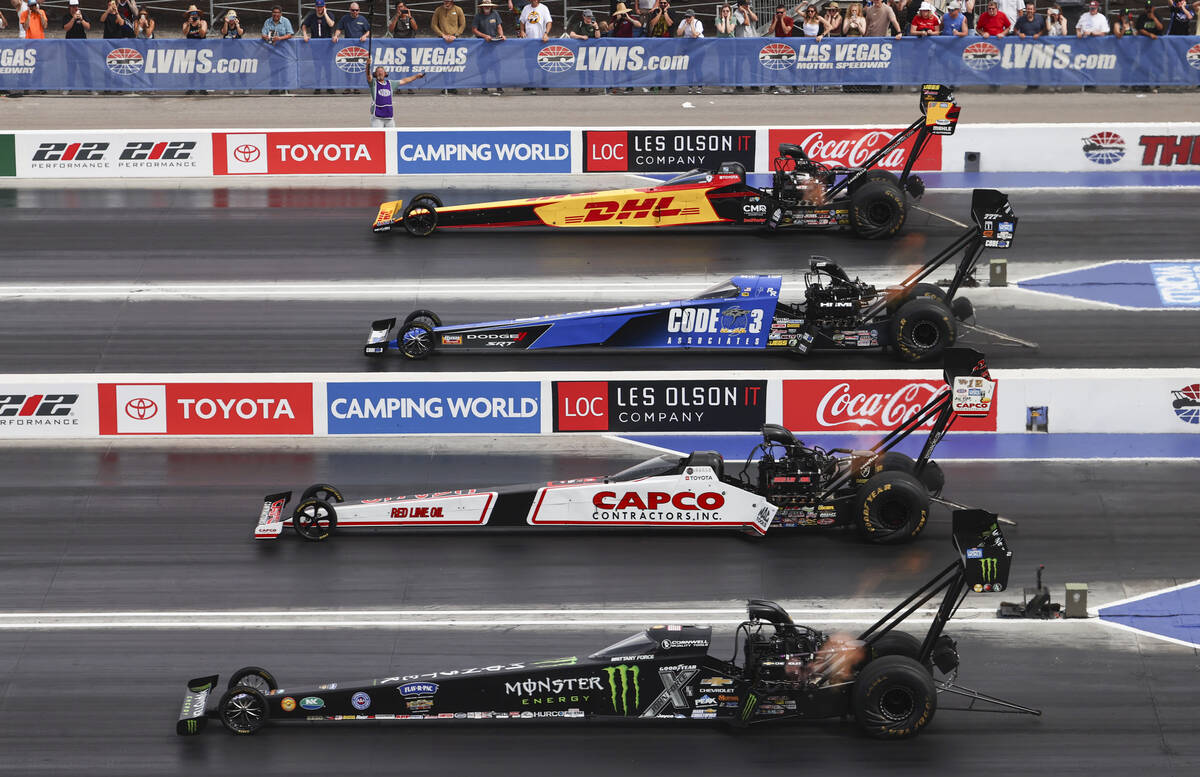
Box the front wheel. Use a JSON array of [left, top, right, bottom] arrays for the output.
[[403, 309, 443, 328], [853, 656, 937, 739], [855, 470, 929, 544], [849, 180, 906, 240], [301, 483, 343, 504], [219, 686, 269, 735], [292, 498, 337, 542], [398, 316, 438, 361], [227, 667, 278, 694], [891, 298, 956, 363], [403, 193, 442, 237]]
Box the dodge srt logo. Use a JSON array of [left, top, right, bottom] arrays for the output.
[[592, 491, 725, 510], [233, 144, 261, 163], [124, 397, 159, 420]]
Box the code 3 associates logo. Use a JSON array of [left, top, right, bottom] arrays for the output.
[[396, 131, 570, 174], [327, 382, 541, 434]]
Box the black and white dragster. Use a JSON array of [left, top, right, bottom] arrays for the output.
[[257, 349, 996, 545], [183, 509, 1039, 739]]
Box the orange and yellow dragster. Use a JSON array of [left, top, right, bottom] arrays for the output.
[[373, 84, 959, 240]]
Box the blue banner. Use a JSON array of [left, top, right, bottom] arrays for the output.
[[2, 38, 1199, 91], [395, 130, 571, 173], [327, 381, 541, 434]]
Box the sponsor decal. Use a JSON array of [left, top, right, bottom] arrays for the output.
[[759, 41, 894, 71], [961, 41, 1001, 70], [700, 677, 733, 686], [398, 682, 439, 696], [660, 638, 709, 649], [1139, 135, 1200, 167], [104, 48, 258, 77], [213, 131, 386, 175], [351, 692, 371, 711], [603, 665, 640, 715], [0, 383, 96, 438], [299, 696, 324, 710], [505, 676, 604, 707], [554, 380, 766, 432], [759, 42, 796, 70], [965, 40, 1116, 72], [1172, 384, 1200, 425], [1082, 131, 1126, 166], [98, 382, 313, 435], [280, 696, 296, 712], [593, 491, 725, 511], [539, 44, 689, 75], [327, 381, 540, 434], [396, 131, 571, 174], [768, 128, 943, 172], [0, 47, 37, 75], [335, 45, 370, 74], [360, 45, 469, 73], [106, 47, 144, 75], [537, 44, 575, 72], [979, 557, 998, 582], [14, 133, 209, 177], [783, 378, 996, 433], [965, 547, 983, 559], [583, 130, 754, 173], [1188, 43, 1200, 70]]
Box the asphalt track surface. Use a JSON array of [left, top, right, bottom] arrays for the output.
[[0, 449, 1198, 775], [1, 187, 1199, 372]]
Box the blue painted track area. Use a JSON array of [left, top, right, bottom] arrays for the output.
[[1100, 581, 1200, 649], [620, 433, 1200, 461], [1019, 261, 1200, 309], [739, 171, 1200, 190]]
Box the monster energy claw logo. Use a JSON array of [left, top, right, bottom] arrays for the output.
[[604, 664, 641, 715], [184, 719, 198, 734], [741, 692, 758, 722], [979, 557, 998, 582]]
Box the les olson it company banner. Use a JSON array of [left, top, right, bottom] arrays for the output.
[[98, 383, 313, 435]]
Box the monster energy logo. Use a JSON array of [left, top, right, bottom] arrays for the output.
[[979, 557, 998, 582], [531, 656, 578, 668], [741, 692, 758, 722], [183, 719, 198, 734], [603, 664, 641, 715]]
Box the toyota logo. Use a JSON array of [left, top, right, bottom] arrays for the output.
[[124, 397, 158, 420], [233, 144, 261, 163]]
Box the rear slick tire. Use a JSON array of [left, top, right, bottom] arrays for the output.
[[891, 298, 956, 363], [855, 470, 929, 544], [849, 180, 906, 240], [853, 656, 937, 739]]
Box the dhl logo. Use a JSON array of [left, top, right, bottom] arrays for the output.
[[538, 191, 716, 228]]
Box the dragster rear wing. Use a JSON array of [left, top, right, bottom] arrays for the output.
[[969, 188, 1018, 250], [951, 508, 1013, 593], [254, 492, 292, 540], [177, 674, 218, 735]]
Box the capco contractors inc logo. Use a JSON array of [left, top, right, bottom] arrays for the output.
[[760, 41, 894, 71], [106, 47, 144, 75], [783, 378, 997, 433], [768, 128, 942, 171], [335, 45, 370, 74], [1172, 384, 1200, 425], [99, 382, 314, 435], [396, 130, 571, 174], [584, 130, 754, 173], [1082, 131, 1125, 166], [554, 380, 766, 433], [214, 131, 386, 175], [0, 47, 37, 75], [327, 381, 541, 434], [539, 44, 689, 74]]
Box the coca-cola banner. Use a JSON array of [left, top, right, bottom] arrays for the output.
[[768, 128, 944, 172], [782, 378, 996, 433]]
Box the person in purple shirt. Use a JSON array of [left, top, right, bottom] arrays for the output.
[[367, 54, 425, 128]]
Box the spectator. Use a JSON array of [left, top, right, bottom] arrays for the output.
[[678, 7, 703, 36], [714, 2, 736, 36], [1012, 0, 1042, 36], [63, 0, 90, 38], [1134, 0, 1163, 36], [975, 1, 1010, 35], [519, 0, 552, 41], [995, 0, 1019, 30], [1112, 6, 1136, 35], [11, 0, 28, 40], [333, 2, 369, 43], [610, 3, 642, 37], [1164, 0, 1194, 32], [19, 0, 46, 38], [824, 2, 845, 35], [843, 1, 868, 33], [432, 0, 466, 41], [390, 3, 418, 37], [732, 0, 758, 34], [0, 8, 7, 32], [220, 10, 243, 38], [1045, 3, 1067, 33], [909, 0, 939, 33], [302, 0, 337, 93], [116, 0, 136, 25], [1076, 0, 1110, 35], [474, 0, 505, 39], [366, 53, 425, 127], [799, 4, 832, 36], [100, 0, 133, 37], [182, 5, 207, 38], [134, 7, 154, 37], [262, 6, 294, 95], [568, 7, 601, 38], [648, 0, 674, 36], [771, 4, 794, 34], [864, 0, 903, 36], [940, 0, 967, 33]]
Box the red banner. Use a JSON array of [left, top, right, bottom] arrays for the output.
[[98, 382, 313, 435], [768, 128, 943, 171], [212, 131, 386, 175], [783, 378, 996, 433]]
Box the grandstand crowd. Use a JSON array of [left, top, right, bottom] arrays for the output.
[[3, 0, 1198, 40]]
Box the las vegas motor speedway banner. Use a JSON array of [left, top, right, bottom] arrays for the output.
[[1, 369, 1197, 439], [2, 37, 1200, 92]]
